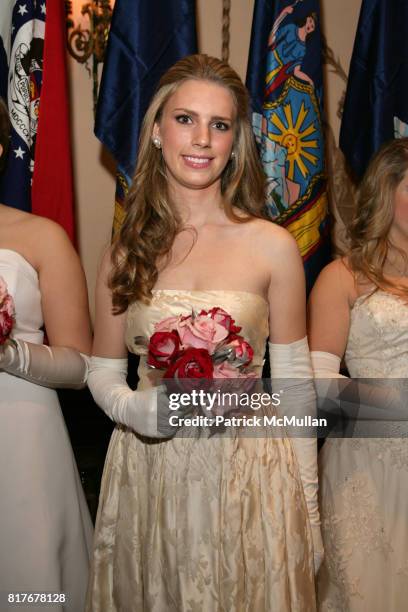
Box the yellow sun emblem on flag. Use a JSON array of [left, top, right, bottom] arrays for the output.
[[268, 101, 319, 180]]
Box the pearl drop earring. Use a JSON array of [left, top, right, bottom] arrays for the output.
[[152, 137, 162, 149]]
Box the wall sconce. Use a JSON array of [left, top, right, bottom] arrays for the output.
[[65, 0, 112, 114]]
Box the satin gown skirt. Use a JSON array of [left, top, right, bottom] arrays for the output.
[[86, 426, 316, 612], [0, 374, 93, 612], [86, 290, 316, 611]]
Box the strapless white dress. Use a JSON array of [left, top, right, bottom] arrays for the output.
[[317, 291, 408, 611], [0, 249, 93, 612]]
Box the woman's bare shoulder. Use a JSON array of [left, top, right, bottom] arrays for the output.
[[0, 206, 73, 262], [248, 217, 295, 242], [247, 218, 301, 260], [22, 212, 66, 235], [12, 212, 77, 272], [317, 257, 354, 285], [311, 257, 357, 303], [0, 206, 68, 241]]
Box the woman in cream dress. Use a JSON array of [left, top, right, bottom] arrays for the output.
[[86, 54, 322, 611], [309, 138, 408, 611]]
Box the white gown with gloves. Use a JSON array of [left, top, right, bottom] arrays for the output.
[[0, 249, 93, 612]]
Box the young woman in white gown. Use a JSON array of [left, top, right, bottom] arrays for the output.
[[86, 54, 323, 611], [0, 99, 93, 611], [308, 138, 408, 611]]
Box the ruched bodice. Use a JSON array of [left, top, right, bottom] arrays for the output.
[[125, 289, 270, 388], [0, 249, 43, 344], [345, 291, 408, 378]]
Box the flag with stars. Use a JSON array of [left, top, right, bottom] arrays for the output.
[[0, 0, 45, 211], [246, 0, 330, 293], [0, 0, 75, 241], [94, 0, 197, 234]]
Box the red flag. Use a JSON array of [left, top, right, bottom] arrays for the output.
[[32, 0, 75, 242]]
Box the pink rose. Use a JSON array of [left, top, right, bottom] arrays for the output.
[[0, 310, 14, 345], [212, 363, 257, 404], [1, 295, 15, 318], [0, 276, 8, 304], [211, 363, 257, 417], [213, 362, 257, 380], [178, 315, 229, 354], [154, 315, 187, 333], [213, 361, 239, 379], [0, 281, 15, 345]]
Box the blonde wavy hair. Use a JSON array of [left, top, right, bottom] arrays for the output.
[[110, 54, 267, 313], [348, 137, 408, 297]]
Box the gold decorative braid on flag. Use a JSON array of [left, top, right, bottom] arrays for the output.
[[112, 171, 129, 237], [286, 190, 328, 259], [276, 172, 325, 224], [222, 0, 231, 62], [113, 201, 126, 237], [263, 77, 322, 132]]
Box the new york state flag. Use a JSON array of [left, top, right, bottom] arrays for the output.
[[247, 0, 330, 292]]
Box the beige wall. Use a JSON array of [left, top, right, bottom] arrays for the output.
[[69, 0, 361, 319], [68, 3, 116, 319], [320, 0, 361, 141], [197, 0, 255, 77]]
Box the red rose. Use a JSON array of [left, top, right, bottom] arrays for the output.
[[147, 331, 180, 369], [164, 347, 214, 380], [0, 310, 14, 345]]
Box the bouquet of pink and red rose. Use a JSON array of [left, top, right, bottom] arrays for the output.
[[147, 306, 257, 381], [0, 276, 15, 346]]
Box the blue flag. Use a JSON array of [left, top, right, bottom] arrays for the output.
[[0, 0, 46, 211], [246, 0, 329, 292], [94, 0, 197, 231], [340, 0, 408, 179]]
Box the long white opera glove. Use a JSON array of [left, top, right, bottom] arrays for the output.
[[0, 338, 89, 389], [269, 337, 324, 574], [311, 351, 345, 381], [88, 356, 182, 438], [311, 350, 408, 425]]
